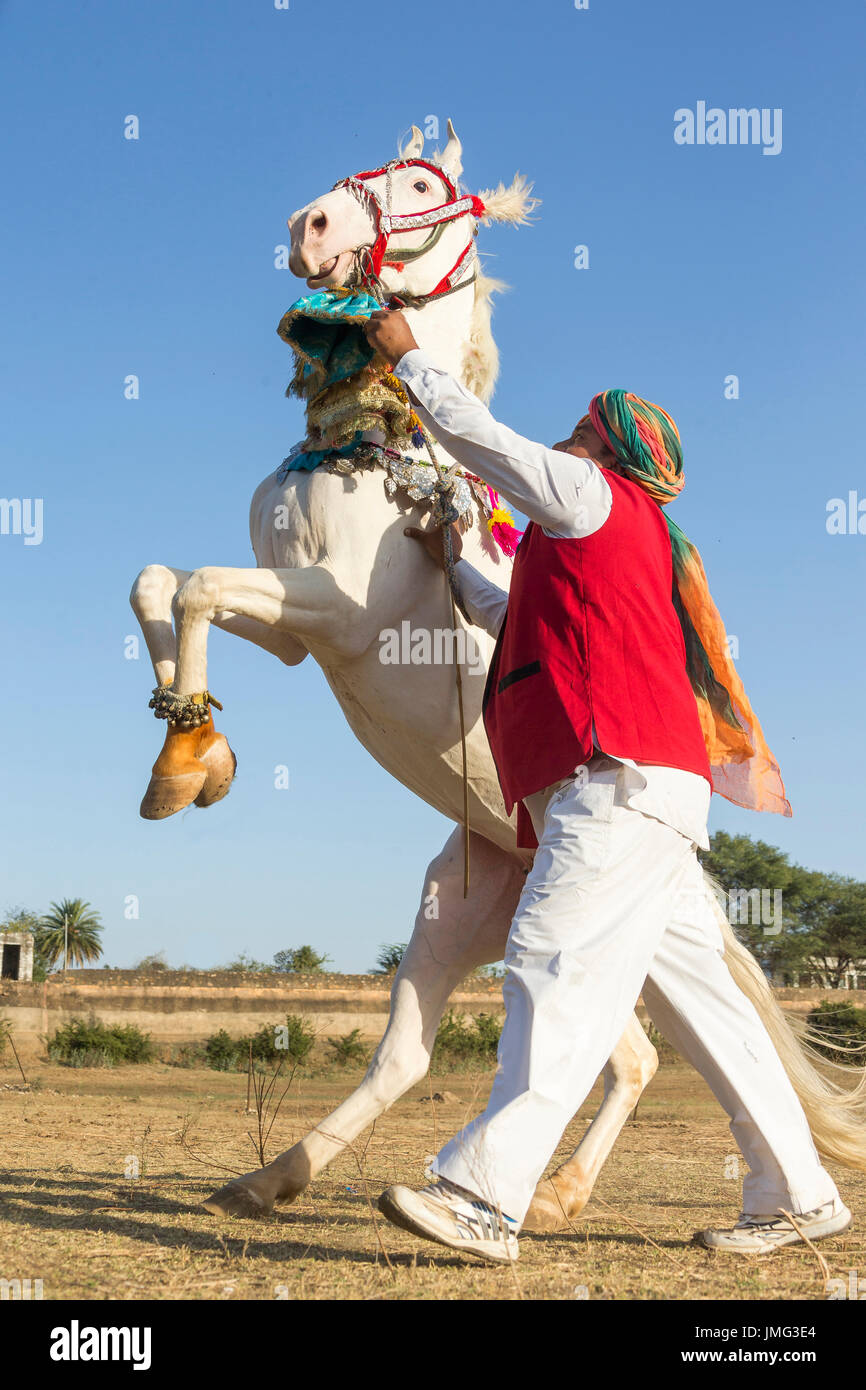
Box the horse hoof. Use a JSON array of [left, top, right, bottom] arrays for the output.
[[139, 770, 207, 820], [522, 1178, 587, 1234], [194, 733, 237, 808], [201, 1181, 273, 1220], [523, 1194, 569, 1233]]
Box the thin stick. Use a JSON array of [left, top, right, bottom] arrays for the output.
[[778, 1208, 831, 1289], [449, 590, 471, 898], [6, 1029, 28, 1086]]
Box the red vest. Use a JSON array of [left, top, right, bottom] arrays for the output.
[[482, 470, 712, 849]]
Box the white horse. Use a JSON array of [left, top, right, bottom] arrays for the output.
[[131, 122, 866, 1230]]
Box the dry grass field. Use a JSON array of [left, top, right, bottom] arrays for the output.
[[1, 1056, 863, 1302]]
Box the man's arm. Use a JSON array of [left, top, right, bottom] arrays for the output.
[[454, 558, 508, 638], [402, 522, 507, 637], [394, 349, 612, 540]]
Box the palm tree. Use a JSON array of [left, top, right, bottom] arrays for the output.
[[37, 899, 103, 972]]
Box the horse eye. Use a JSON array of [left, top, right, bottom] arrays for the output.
[[413, 180, 428, 193]]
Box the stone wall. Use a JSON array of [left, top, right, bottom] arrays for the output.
[[0, 972, 861, 1061], [0, 971, 506, 1059]]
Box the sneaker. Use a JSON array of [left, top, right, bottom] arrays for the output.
[[378, 1177, 519, 1264], [696, 1199, 852, 1254]]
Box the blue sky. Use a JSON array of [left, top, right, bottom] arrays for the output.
[[1, 0, 864, 971]]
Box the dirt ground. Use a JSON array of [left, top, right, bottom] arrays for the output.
[[1, 1056, 863, 1301]]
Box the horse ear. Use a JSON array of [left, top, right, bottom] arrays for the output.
[[399, 125, 425, 159], [438, 118, 463, 181]]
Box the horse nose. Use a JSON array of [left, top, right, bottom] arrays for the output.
[[308, 208, 328, 236], [288, 206, 331, 275], [303, 207, 329, 247]]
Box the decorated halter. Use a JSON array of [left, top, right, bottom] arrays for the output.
[[332, 158, 487, 309]]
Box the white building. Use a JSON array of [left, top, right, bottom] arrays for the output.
[[0, 931, 34, 982]]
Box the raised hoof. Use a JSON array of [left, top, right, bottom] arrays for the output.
[[201, 1181, 274, 1220], [194, 734, 237, 808], [140, 770, 207, 820], [523, 1177, 587, 1234]]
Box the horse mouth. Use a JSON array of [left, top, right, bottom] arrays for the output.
[[306, 255, 340, 287]]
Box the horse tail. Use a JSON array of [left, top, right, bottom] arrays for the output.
[[707, 876, 866, 1174]]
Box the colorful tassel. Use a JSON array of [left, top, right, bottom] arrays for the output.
[[485, 490, 523, 556]]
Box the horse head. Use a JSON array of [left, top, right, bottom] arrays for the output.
[[289, 126, 535, 295]]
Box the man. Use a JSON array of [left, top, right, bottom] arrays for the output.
[[363, 308, 851, 1264]]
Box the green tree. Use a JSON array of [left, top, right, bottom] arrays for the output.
[[700, 833, 866, 984], [36, 899, 103, 971], [372, 943, 407, 974], [272, 946, 331, 974], [798, 876, 866, 987]]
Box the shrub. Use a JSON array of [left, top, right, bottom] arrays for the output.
[[166, 1041, 207, 1068], [431, 1010, 502, 1070], [47, 1016, 155, 1067], [134, 952, 168, 972], [204, 1029, 238, 1071], [219, 951, 274, 974], [273, 946, 331, 974], [202, 1015, 316, 1072], [807, 1001, 866, 1063], [327, 1028, 368, 1067], [271, 1015, 316, 1065]]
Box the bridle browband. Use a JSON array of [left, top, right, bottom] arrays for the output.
[[331, 157, 486, 310]]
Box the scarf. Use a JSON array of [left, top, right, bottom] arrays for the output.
[[589, 389, 791, 817]]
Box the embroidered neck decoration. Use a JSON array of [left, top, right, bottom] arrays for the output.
[[276, 288, 522, 556]]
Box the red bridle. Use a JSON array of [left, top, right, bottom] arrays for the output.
[[331, 158, 486, 307]]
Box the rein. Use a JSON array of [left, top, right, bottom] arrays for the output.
[[318, 155, 489, 894]]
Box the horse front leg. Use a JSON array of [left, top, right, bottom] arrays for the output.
[[130, 562, 311, 687], [523, 1012, 658, 1232], [202, 828, 526, 1220], [130, 563, 191, 688], [136, 563, 342, 818]]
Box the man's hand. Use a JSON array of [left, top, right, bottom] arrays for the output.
[[404, 521, 463, 572], [364, 308, 419, 365]]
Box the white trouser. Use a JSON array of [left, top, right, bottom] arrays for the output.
[[433, 758, 840, 1226]]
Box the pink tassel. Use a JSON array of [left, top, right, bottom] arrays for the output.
[[486, 485, 523, 556], [491, 519, 522, 556]]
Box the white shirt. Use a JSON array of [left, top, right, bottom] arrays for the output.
[[394, 348, 711, 850]]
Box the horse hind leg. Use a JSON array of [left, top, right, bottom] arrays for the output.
[[523, 1012, 658, 1233], [201, 827, 525, 1220]]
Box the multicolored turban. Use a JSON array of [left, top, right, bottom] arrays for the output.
[[589, 389, 791, 818]]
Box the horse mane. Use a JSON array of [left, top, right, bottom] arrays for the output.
[[421, 153, 539, 402], [462, 267, 505, 404]]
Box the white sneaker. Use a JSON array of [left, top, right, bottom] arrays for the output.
[[378, 1178, 519, 1264], [696, 1199, 852, 1254]]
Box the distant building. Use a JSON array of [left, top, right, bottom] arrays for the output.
[[774, 959, 866, 991], [0, 931, 34, 982]]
